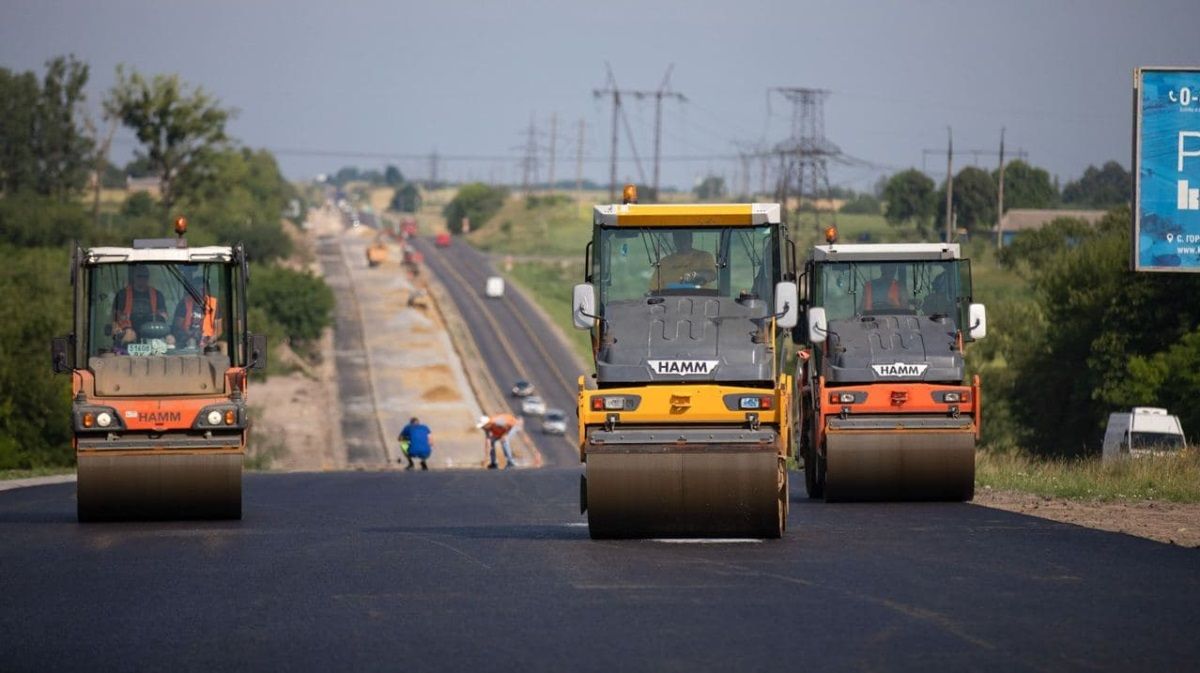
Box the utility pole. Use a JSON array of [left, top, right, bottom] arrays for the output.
[[996, 127, 1006, 248], [594, 64, 686, 202], [575, 118, 585, 198], [428, 149, 440, 187], [652, 65, 687, 201], [521, 113, 538, 195], [945, 127, 954, 243], [547, 112, 557, 190]]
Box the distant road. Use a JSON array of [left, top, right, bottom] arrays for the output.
[[316, 233, 388, 466], [413, 237, 581, 467], [3, 472, 1199, 672]]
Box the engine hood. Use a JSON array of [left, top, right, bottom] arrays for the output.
[[596, 295, 773, 384], [822, 314, 963, 383]]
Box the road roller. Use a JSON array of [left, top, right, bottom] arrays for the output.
[[50, 218, 266, 521], [796, 228, 987, 502], [571, 186, 800, 538]]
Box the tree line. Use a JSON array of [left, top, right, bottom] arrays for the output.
[[882, 160, 1130, 239], [0, 56, 332, 470]]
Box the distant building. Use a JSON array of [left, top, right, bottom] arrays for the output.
[[996, 208, 1107, 245], [126, 176, 162, 198]]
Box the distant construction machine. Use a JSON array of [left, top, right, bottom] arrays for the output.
[[572, 186, 800, 538], [797, 229, 987, 501], [51, 218, 266, 521]]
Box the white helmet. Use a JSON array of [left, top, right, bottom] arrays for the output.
[[475, 415, 490, 429]]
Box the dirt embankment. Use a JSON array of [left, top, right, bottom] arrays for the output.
[[974, 489, 1200, 547], [246, 212, 344, 471]]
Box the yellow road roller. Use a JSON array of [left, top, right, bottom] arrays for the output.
[[50, 219, 266, 521], [797, 228, 987, 502], [571, 186, 800, 538]]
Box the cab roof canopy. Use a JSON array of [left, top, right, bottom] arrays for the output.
[[810, 243, 961, 262], [594, 203, 781, 228], [85, 246, 235, 264]]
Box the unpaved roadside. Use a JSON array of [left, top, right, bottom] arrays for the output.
[[247, 214, 344, 471], [974, 489, 1200, 547]]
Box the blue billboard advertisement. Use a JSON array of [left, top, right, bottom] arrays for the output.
[[1135, 68, 1200, 272]]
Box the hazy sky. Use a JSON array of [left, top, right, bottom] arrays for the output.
[[2, 0, 1196, 191]]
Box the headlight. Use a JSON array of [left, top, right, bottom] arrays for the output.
[[206, 410, 223, 425], [943, 392, 961, 403], [95, 412, 112, 428]]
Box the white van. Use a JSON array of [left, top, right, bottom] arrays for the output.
[[1101, 407, 1187, 461], [485, 276, 505, 299]]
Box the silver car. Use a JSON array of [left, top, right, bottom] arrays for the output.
[[542, 409, 567, 435], [521, 395, 547, 416]]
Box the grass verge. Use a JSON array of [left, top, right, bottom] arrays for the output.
[[976, 449, 1200, 502], [0, 466, 74, 480], [504, 259, 592, 363]]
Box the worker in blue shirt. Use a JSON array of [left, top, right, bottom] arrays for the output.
[[399, 417, 433, 470]]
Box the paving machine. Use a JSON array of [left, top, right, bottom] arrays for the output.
[[51, 219, 267, 521], [572, 186, 800, 538], [797, 229, 987, 501]]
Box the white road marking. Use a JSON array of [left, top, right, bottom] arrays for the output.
[[651, 538, 763, 544]]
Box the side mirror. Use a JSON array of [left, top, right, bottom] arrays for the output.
[[968, 303, 987, 340], [807, 307, 828, 344], [572, 283, 596, 330], [774, 281, 798, 329], [51, 336, 72, 374], [248, 333, 268, 371]]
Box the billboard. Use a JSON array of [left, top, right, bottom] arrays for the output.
[[1134, 67, 1200, 272]]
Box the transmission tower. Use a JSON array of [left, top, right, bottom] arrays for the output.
[[768, 87, 839, 231]]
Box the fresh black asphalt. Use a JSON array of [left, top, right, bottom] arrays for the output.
[[1, 470, 1197, 672]]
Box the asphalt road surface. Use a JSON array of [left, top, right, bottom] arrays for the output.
[[317, 234, 388, 466], [414, 237, 580, 466], [2, 471, 1198, 672]]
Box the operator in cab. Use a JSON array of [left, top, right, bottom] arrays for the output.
[[172, 265, 223, 351], [862, 263, 910, 311], [111, 265, 168, 347], [651, 231, 717, 291]]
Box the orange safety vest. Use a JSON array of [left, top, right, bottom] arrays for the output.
[[182, 295, 219, 338], [863, 279, 901, 310], [117, 285, 158, 329], [485, 413, 518, 439]]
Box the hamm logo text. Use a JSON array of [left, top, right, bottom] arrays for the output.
[[649, 360, 719, 375], [871, 363, 928, 378]]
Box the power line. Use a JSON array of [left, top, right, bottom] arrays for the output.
[[593, 63, 686, 201]]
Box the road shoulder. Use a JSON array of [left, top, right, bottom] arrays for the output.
[[974, 488, 1200, 547]]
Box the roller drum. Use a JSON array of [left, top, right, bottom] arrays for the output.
[[585, 447, 785, 539], [77, 452, 243, 521], [824, 430, 974, 502]]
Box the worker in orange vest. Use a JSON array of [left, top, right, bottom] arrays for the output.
[[172, 265, 223, 350], [477, 413, 520, 469], [863, 264, 909, 311], [112, 265, 168, 347]]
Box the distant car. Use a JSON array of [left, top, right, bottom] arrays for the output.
[[542, 409, 567, 435], [485, 276, 505, 298], [511, 380, 535, 397], [521, 395, 547, 417], [435, 232, 452, 247]]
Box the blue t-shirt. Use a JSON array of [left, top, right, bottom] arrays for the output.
[[400, 423, 432, 459]]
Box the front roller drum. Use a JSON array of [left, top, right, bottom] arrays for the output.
[[824, 431, 974, 502], [77, 451, 243, 521], [585, 447, 785, 539]]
